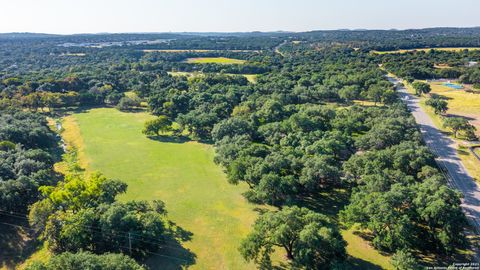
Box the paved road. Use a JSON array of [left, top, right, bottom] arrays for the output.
[[387, 76, 480, 243], [274, 40, 288, 57]]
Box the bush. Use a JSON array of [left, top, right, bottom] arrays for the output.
[[116, 97, 140, 111], [142, 116, 172, 136], [26, 252, 145, 270], [391, 249, 420, 270]]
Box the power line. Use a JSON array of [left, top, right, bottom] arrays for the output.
[[0, 221, 35, 231], [0, 210, 191, 256], [0, 220, 193, 263]]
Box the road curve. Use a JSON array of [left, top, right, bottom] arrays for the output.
[[387, 76, 480, 247]]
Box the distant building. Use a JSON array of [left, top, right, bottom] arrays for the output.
[[468, 61, 478, 67]]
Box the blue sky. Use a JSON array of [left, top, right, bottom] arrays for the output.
[[0, 0, 479, 34]]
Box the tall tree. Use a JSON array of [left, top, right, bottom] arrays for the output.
[[412, 81, 431, 96], [240, 206, 346, 269], [142, 116, 173, 136]]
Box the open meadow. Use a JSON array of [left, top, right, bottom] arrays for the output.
[[428, 82, 480, 124], [55, 108, 393, 270], [62, 108, 260, 270], [185, 57, 246, 64], [167, 71, 258, 83]]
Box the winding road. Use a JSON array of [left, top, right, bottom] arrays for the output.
[[387, 76, 480, 248]]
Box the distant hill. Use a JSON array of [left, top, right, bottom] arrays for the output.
[[0, 32, 60, 39], [2, 27, 480, 51]]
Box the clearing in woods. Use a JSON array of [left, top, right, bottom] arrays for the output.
[[167, 71, 257, 83], [60, 108, 260, 269], [48, 108, 393, 270], [184, 57, 246, 64]]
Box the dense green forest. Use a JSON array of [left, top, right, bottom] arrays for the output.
[[1, 28, 479, 269], [380, 50, 480, 83]]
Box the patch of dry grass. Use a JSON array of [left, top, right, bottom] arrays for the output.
[[185, 57, 246, 64]]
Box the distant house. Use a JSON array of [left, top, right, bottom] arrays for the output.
[[468, 61, 478, 67]]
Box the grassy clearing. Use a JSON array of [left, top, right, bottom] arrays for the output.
[[59, 53, 86, 56], [372, 47, 480, 54], [144, 49, 215, 53], [58, 108, 395, 269], [185, 57, 246, 64], [168, 71, 258, 83], [434, 64, 452, 69], [429, 82, 480, 120], [242, 74, 258, 83], [143, 49, 259, 53], [61, 108, 264, 270], [342, 228, 393, 270], [353, 100, 383, 107]]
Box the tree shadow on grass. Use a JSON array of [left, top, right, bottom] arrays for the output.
[[290, 188, 351, 219], [346, 257, 384, 270], [144, 221, 196, 270], [352, 230, 377, 244], [0, 216, 40, 269], [146, 135, 191, 144], [430, 93, 453, 101], [445, 114, 477, 121]]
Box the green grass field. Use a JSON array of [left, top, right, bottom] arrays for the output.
[[185, 57, 246, 64], [56, 108, 394, 269], [342, 228, 392, 270], [168, 71, 257, 83], [63, 108, 260, 270]]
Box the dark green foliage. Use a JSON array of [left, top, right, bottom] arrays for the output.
[[443, 117, 477, 139], [212, 117, 254, 141], [381, 49, 480, 81], [412, 81, 431, 96], [25, 252, 145, 270], [0, 111, 56, 149], [240, 206, 346, 269], [391, 249, 420, 270], [341, 144, 466, 253], [142, 115, 172, 136], [28, 173, 175, 259], [0, 111, 58, 213], [426, 96, 448, 114], [116, 96, 141, 111]]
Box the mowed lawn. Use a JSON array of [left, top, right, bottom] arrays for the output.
[[64, 108, 259, 270], [429, 82, 480, 122], [185, 57, 246, 64]]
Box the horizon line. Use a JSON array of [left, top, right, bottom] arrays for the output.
[[2, 26, 480, 36]]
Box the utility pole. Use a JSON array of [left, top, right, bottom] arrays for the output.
[[128, 232, 132, 256]]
